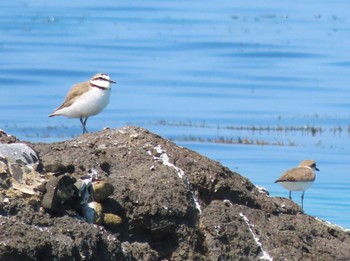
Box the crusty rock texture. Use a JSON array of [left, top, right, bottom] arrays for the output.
[[0, 126, 349, 261]]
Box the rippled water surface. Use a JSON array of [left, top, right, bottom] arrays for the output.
[[1, 0, 349, 228]]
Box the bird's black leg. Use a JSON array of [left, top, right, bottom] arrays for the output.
[[83, 117, 89, 133], [80, 117, 89, 134], [301, 192, 304, 211], [289, 191, 292, 200]]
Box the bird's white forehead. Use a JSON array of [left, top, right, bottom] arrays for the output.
[[93, 73, 110, 81]]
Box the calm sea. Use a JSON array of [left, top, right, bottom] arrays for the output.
[[1, 0, 349, 228]]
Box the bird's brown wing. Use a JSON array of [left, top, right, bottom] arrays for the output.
[[53, 81, 90, 112], [275, 167, 315, 182]]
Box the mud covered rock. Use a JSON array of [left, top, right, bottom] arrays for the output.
[[41, 174, 76, 211], [0, 129, 19, 144], [0, 201, 123, 261], [121, 241, 160, 260], [0, 126, 348, 261]]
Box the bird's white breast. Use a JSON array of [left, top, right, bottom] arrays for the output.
[[279, 181, 314, 192], [60, 87, 110, 118]]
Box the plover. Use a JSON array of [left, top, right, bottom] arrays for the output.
[[49, 73, 115, 134], [275, 160, 319, 210]]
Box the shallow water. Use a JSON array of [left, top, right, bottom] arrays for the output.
[[0, 0, 349, 228]]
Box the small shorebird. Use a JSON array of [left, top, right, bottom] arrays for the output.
[[49, 73, 115, 134], [275, 160, 319, 210]]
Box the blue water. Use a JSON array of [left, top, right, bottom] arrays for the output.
[[0, 1, 349, 228]]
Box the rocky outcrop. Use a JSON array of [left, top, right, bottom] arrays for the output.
[[0, 126, 349, 261]]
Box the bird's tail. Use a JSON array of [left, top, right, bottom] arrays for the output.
[[48, 112, 58, 117]]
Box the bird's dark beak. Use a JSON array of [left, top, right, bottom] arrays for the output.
[[315, 167, 320, 171], [109, 79, 116, 84]]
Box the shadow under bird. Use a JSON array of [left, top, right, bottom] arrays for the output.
[[49, 73, 115, 134], [275, 159, 320, 210]]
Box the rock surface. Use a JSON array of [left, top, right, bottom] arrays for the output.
[[0, 126, 349, 261]]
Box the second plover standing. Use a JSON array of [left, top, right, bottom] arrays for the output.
[[275, 159, 320, 210]]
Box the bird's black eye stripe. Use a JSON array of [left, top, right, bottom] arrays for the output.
[[94, 77, 108, 81]]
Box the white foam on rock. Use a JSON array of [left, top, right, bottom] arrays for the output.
[[315, 217, 350, 232], [154, 145, 184, 178], [151, 145, 201, 214], [239, 212, 273, 261], [256, 186, 270, 196]]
